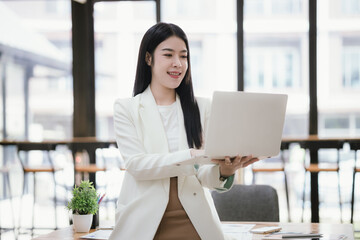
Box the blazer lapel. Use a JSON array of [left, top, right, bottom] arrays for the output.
[[138, 87, 190, 194], [176, 94, 190, 193], [138, 86, 168, 154]]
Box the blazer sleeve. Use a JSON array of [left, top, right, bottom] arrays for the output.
[[195, 97, 234, 191], [113, 98, 197, 181]]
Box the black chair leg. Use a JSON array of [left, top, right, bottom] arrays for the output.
[[284, 171, 291, 222], [351, 150, 358, 224], [31, 173, 36, 237], [0, 174, 2, 238], [18, 173, 27, 235], [351, 170, 356, 224], [52, 172, 58, 230], [5, 172, 17, 239], [0, 171, 17, 239], [301, 171, 307, 222], [337, 171, 342, 223]]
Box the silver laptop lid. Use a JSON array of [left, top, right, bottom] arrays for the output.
[[204, 91, 288, 159]]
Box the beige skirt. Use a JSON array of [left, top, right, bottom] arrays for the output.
[[153, 177, 201, 240]]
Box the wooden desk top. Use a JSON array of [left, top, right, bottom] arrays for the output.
[[32, 226, 95, 239], [281, 135, 360, 150], [32, 222, 354, 240], [1, 135, 359, 146], [282, 135, 360, 142]]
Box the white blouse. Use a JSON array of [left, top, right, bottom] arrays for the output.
[[157, 101, 179, 153]]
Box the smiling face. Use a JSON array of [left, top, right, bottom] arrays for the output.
[[148, 36, 188, 94]]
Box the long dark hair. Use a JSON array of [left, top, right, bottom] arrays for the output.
[[133, 22, 202, 149]]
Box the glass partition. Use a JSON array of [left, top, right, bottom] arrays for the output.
[[0, 1, 72, 141], [317, 0, 360, 137], [244, 0, 309, 138], [161, 0, 238, 97], [93, 1, 156, 139]]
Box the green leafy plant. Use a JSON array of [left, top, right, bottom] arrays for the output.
[[67, 180, 99, 215]]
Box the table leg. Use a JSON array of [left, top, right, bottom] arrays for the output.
[[309, 149, 319, 223], [87, 148, 99, 229]]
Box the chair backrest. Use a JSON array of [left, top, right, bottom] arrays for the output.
[[211, 184, 279, 222]]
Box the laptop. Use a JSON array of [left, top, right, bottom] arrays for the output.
[[197, 91, 287, 163]]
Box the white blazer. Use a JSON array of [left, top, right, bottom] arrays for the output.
[[109, 86, 233, 240]]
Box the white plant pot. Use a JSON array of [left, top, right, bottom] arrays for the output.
[[73, 214, 93, 232]]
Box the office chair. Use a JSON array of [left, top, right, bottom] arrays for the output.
[[17, 143, 63, 236], [211, 184, 279, 222], [251, 151, 290, 221], [301, 147, 342, 222]]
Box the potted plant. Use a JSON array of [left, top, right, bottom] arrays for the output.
[[67, 180, 99, 232]]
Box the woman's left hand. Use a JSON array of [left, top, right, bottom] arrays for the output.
[[211, 155, 259, 177]]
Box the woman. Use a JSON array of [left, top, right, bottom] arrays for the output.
[[110, 22, 258, 240]]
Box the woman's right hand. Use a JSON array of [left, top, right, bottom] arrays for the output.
[[212, 155, 259, 177]]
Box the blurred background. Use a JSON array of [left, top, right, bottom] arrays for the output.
[[1, 0, 360, 141], [0, 0, 359, 239]]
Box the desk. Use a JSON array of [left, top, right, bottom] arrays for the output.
[[0, 138, 117, 187], [32, 222, 354, 240], [0, 138, 117, 229]]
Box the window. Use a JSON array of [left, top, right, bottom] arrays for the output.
[[342, 0, 360, 15], [0, 1, 72, 140], [324, 117, 349, 129], [93, 1, 156, 139], [188, 41, 204, 93], [245, 0, 263, 15], [245, 45, 301, 89], [342, 45, 360, 88], [4, 61, 26, 139], [319, 114, 360, 137], [245, 0, 304, 16], [356, 117, 360, 129], [272, 52, 295, 88], [245, 51, 265, 88], [162, 0, 216, 20], [244, 0, 308, 137], [272, 0, 302, 15], [162, 0, 237, 98], [318, 0, 360, 137]]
